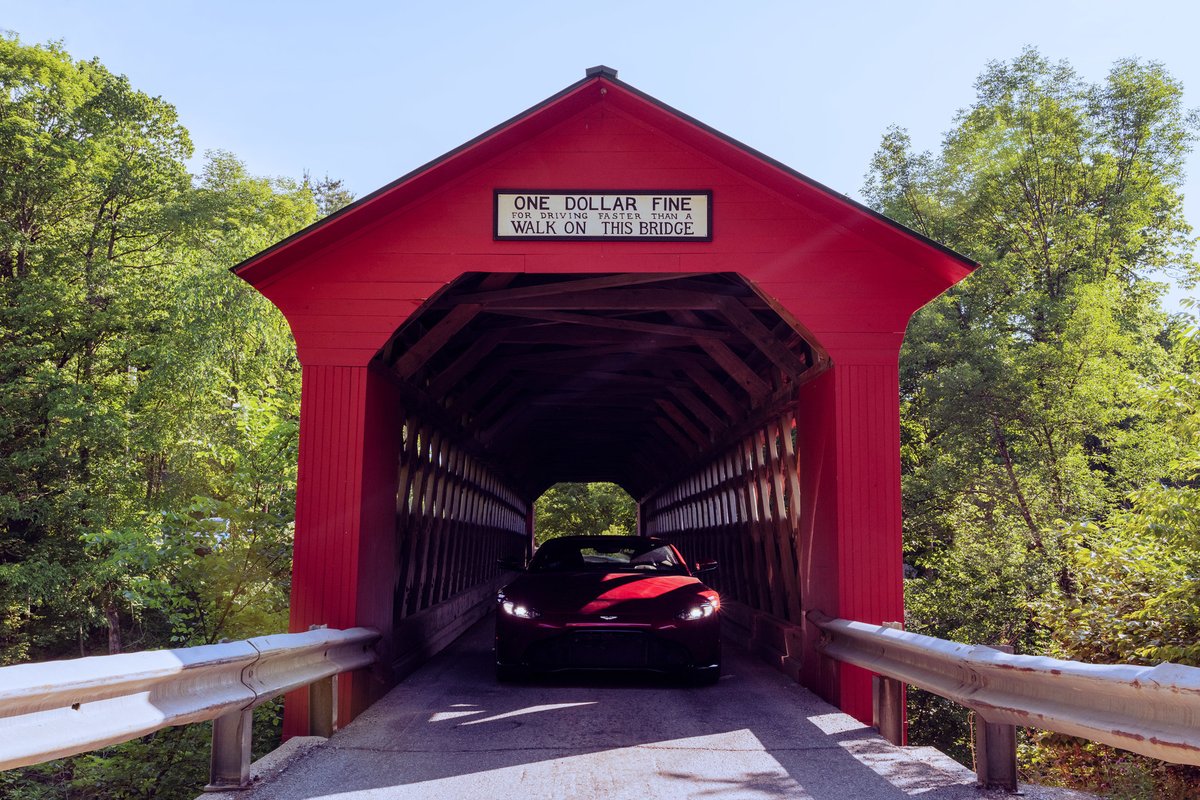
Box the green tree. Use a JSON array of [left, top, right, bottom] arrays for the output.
[[534, 482, 638, 545], [0, 34, 194, 661], [0, 35, 352, 798], [865, 48, 1198, 791], [1023, 307, 1200, 798]]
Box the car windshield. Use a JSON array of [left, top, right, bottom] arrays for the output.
[[528, 537, 688, 574]]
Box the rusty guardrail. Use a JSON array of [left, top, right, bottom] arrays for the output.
[[0, 626, 379, 790], [809, 611, 1200, 790]]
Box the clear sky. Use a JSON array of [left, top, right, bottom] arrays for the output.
[[4, 1, 1199, 304]]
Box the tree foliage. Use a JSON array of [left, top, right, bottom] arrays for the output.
[[865, 49, 1199, 795], [0, 34, 352, 798], [534, 482, 637, 546]]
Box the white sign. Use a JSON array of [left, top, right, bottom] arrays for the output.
[[495, 191, 711, 241]]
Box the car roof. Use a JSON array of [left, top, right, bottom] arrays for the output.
[[536, 535, 664, 549]]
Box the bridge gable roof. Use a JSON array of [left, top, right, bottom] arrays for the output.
[[231, 67, 975, 292]]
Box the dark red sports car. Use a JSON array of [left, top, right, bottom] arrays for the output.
[[494, 535, 721, 684]]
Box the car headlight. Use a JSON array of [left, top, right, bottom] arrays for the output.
[[677, 597, 719, 621], [497, 592, 541, 619]]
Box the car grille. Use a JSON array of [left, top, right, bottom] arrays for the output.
[[525, 630, 692, 671]]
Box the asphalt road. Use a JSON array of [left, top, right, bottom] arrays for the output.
[[214, 616, 1095, 800]]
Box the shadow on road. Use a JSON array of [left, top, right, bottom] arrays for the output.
[[232, 615, 1041, 800]]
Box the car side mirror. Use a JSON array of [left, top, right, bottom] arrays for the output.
[[694, 560, 718, 575], [498, 556, 527, 572]]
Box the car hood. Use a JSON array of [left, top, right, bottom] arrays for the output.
[[503, 571, 711, 617]]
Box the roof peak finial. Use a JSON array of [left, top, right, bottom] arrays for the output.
[[585, 65, 618, 80]]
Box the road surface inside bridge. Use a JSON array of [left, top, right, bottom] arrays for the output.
[[220, 618, 1094, 800]]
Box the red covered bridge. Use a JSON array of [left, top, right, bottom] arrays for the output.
[[232, 66, 974, 738]]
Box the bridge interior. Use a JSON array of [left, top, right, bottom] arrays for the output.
[[378, 272, 821, 690], [380, 271, 818, 497]]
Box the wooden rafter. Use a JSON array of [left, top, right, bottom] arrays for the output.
[[490, 328, 707, 347], [655, 416, 700, 454], [677, 363, 742, 420], [445, 272, 707, 305], [510, 369, 691, 391], [392, 304, 482, 379], [655, 399, 709, 448], [715, 297, 810, 380], [669, 386, 726, 434], [488, 309, 732, 340], [481, 287, 724, 311], [425, 333, 504, 396], [467, 380, 525, 428], [671, 310, 771, 403]]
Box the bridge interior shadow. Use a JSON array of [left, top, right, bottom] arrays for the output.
[[254, 616, 985, 800]]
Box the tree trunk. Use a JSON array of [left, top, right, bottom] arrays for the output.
[[105, 601, 121, 654]]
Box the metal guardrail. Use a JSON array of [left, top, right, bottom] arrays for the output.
[[0, 626, 379, 789], [809, 612, 1200, 789]]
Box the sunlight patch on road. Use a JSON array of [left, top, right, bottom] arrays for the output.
[[806, 712, 871, 736], [457, 701, 597, 726], [428, 709, 484, 723], [298, 728, 811, 800], [838, 738, 976, 795]]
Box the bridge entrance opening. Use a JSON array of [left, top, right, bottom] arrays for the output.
[[533, 483, 638, 545], [381, 271, 821, 707]]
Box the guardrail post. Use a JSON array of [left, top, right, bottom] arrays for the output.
[[872, 675, 904, 745], [974, 644, 1018, 792], [871, 620, 904, 745], [204, 708, 253, 791], [309, 673, 338, 738]]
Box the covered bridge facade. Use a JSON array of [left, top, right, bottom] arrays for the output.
[[233, 67, 974, 736]]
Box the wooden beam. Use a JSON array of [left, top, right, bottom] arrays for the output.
[[475, 273, 518, 291], [522, 396, 665, 410], [669, 386, 727, 434], [511, 369, 692, 391], [482, 287, 723, 311], [446, 273, 707, 304], [488, 309, 732, 340], [655, 416, 700, 455], [655, 399, 709, 448], [491, 343, 687, 367], [489, 328, 704, 347], [716, 297, 809, 380], [392, 304, 482, 379], [449, 364, 511, 418], [678, 362, 742, 420], [478, 402, 542, 446], [635, 383, 804, 503], [451, 345, 703, 384], [468, 380, 526, 428], [671, 310, 770, 404], [669, 277, 771, 305], [425, 332, 503, 396]]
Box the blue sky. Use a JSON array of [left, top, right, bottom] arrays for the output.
[[4, 1, 1199, 304]]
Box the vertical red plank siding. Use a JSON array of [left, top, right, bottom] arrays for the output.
[[795, 370, 839, 700], [284, 364, 403, 737], [833, 359, 904, 722], [354, 368, 405, 708]]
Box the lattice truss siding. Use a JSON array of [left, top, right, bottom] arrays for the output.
[[394, 413, 528, 620], [643, 414, 802, 624]]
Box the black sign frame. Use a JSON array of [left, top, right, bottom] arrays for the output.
[[494, 189, 713, 242]]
